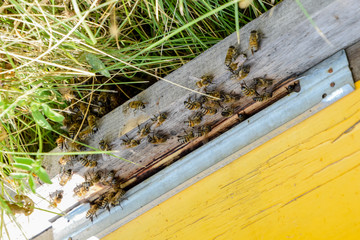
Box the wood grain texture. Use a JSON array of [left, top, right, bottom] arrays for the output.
[[102, 72, 360, 240], [346, 41, 360, 82], [43, 0, 360, 209]]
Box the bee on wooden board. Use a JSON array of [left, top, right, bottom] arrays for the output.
[[147, 132, 167, 144], [190, 75, 214, 89], [73, 182, 91, 197], [224, 46, 238, 69], [204, 89, 221, 100], [128, 101, 146, 111], [59, 169, 73, 186], [99, 170, 116, 186], [177, 130, 195, 144], [91, 105, 107, 116], [68, 141, 86, 151], [86, 200, 101, 222], [184, 97, 202, 111], [79, 156, 97, 168], [78, 126, 95, 141], [184, 112, 203, 127], [231, 53, 248, 71], [49, 190, 64, 208], [68, 122, 81, 139], [254, 78, 273, 88], [194, 125, 212, 138], [231, 65, 250, 81], [286, 82, 301, 94], [151, 112, 168, 127], [221, 107, 235, 118], [253, 92, 273, 102], [85, 170, 102, 185], [237, 112, 247, 122], [58, 155, 77, 166], [99, 139, 110, 151], [241, 83, 257, 96], [137, 123, 151, 138], [88, 114, 98, 132], [249, 30, 259, 55], [200, 106, 217, 115], [121, 135, 141, 148], [109, 188, 126, 208], [56, 136, 67, 151], [220, 91, 241, 103]]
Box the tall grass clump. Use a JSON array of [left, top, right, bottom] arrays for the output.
[[0, 0, 281, 238]]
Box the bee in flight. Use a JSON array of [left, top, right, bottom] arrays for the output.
[[121, 135, 141, 148], [249, 30, 259, 55], [128, 101, 146, 111], [59, 169, 73, 186], [79, 156, 97, 168], [137, 123, 151, 138], [184, 97, 202, 110], [151, 112, 168, 127], [49, 190, 64, 208]]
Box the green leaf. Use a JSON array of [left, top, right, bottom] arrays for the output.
[[34, 167, 52, 184], [0, 197, 11, 214], [14, 157, 35, 165], [41, 103, 64, 123], [13, 163, 32, 171], [85, 53, 111, 77], [10, 173, 29, 179], [30, 103, 53, 130], [28, 175, 36, 193]]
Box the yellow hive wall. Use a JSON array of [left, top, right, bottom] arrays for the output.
[[103, 84, 360, 240]]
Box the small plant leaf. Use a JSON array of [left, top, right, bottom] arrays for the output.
[[13, 163, 33, 171], [14, 157, 35, 165], [28, 175, 36, 193], [41, 103, 64, 123], [10, 173, 29, 179], [85, 53, 111, 77], [34, 167, 52, 184], [0, 197, 11, 214], [31, 103, 53, 130]]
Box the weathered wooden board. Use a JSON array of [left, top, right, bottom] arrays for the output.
[[41, 0, 360, 217], [346, 40, 360, 82]]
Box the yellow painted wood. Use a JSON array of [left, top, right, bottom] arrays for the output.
[[103, 88, 360, 240]]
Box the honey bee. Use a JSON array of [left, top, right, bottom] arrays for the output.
[[204, 89, 221, 101], [252, 92, 272, 102], [254, 78, 273, 87], [184, 112, 203, 127], [78, 126, 95, 141], [97, 91, 107, 106], [184, 97, 202, 110], [177, 130, 195, 144], [49, 190, 64, 208], [59, 87, 76, 102], [121, 135, 140, 148], [58, 155, 77, 166], [85, 170, 102, 185], [109, 94, 119, 109], [91, 106, 107, 116], [147, 132, 167, 144], [68, 122, 81, 139], [109, 188, 126, 207], [99, 170, 116, 186], [221, 107, 234, 118], [151, 112, 168, 127], [99, 139, 110, 151], [231, 65, 250, 81], [200, 106, 217, 115], [220, 91, 241, 103], [191, 75, 214, 88], [68, 141, 86, 151], [249, 30, 259, 55], [86, 200, 101, 222], [241, 83, 257, 96], [128, 101, 146, 110], [194, 125, 212, 138], [79, 102, 87, 116], [6, 195, 35, 216], [87, 114, 98, 132], [224, 46, 237, 68], [73, 182, 91, 197], [286, 82, 301, 93], [79, 156, 97, 168], [59, 169, 73, 186], [97, 193, 112, 211], [137, 124, 151, 137], [237, 113, 247, 122], [56, 136, 67, 151]]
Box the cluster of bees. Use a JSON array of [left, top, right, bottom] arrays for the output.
[[48, 30, 299, 223]]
